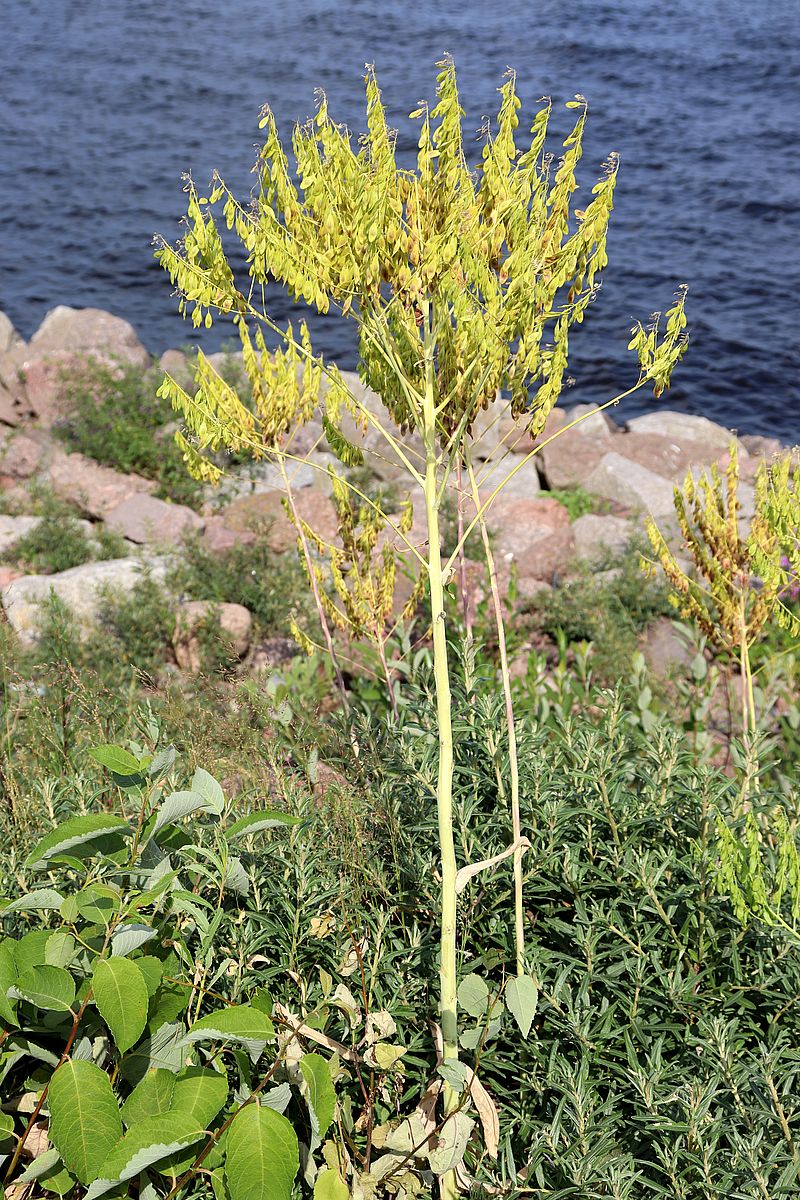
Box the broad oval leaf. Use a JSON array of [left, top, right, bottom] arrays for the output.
[[153, 791, 215, 834], [111, 923, 158, 958], [1, 888, 64, 915], [299, 1052, 336, 1137], [49, 1060, 123, 1185], [85, 1113, 205, 1200], [314, 1169, 350, 1200], [121, 1068, 176, 1128], [93, 957, 149, 1053], [180, 1004, 275, 1062], [225, 810, 302, 841], [505, 974, 538, 1039], [88, 744, 144, 776], [171, 1066, 229, 1127], [45, 931, 77, 968], [457, 973, 489, 1019], [0, 939, 18, 1027], [190, 768, 225, 815], [25, 815, 131, 869], [225, 1103, 299, 1200], [11, 965, 75, 1012]]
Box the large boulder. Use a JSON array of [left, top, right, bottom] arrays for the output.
[[30, 307, 150, 369], [473, 453, 541, 501], [584, 452, 676, 517], [571, 513, 634, 565], [221, 489, 339, 553], [536, 403, 616, 488], [47, 448, 156, 517], [0, 312, 23, 356], [0, 516, 42, 555], [173, 600, 252, 672], [624, 411, 735, 456], [490, 495, 573, 586], [0, 430, 48, 481], [2, 557, 166, 645], [104, 494, 204, 545]]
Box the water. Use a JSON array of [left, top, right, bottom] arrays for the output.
[[2, 0, 799, 438]]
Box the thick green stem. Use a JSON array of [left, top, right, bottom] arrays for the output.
[[465, 450, 525, 976], [420, 305, 459, 1194]]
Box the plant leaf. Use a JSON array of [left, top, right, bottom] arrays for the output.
[[111, 924, 158, 958], [93, 957, 150, 1053], [299, 1052, 336, 1136], [225, 811, 302, 841], [88, 744, 145, 775], [457, 973, 489, 1019], [11, 964, 76, 1012], [49, 1060, 123, 1185], [225, 1103, 299, 1200], [180, 1004, 275, 1062], [171, 1066, 229, 1127], [25, 815, 132, 869], [121, 1069, 177, 1128], [191, 768, 225, 815], [153, 791, 216, 833], [505, 974, 538, 1038], [85, 1114, 205, 1200], [314, 1169, 350, 1200], [0, 939, 18, 1026], [1, 888, 64, 915]]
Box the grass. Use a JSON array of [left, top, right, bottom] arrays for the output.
[[2, 491, 128, 574]]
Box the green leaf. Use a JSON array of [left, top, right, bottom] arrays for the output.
[[88, 744, 144, 775], [0, 1110, 15, 1146], [299, 1052, 336, 1136], [171, 1066, 229, 1127], [120, 1022, 185, 1087], [85, 1114, 205, 1199], [15, 1148, 62, 1183], [121, 1069, 177, 1128], [191, 768, 225, 815], [11, 965, 76, 1012], [225, 1103, 299, 1200], [93, 957, 150, 1053], [25, 815, 132, 869], [322, 412, 364, 467], [314, 1169, 350, 1200], [225, 811, 302, 841], [437, 1059, 468, 1091], [46, 931, 77, 969], [1, 888, 64, 915], [111, 924, 157, 958], [49, 1060, 123, 1185], [11, 928, 51, 973], [0, 939, 18, 1026], [76, 883, 122, 926], [505, 974, 538, 1038], [457, 973, 489, 1018], [153, 791, 216, 834], [180, 1004, 275, 1062], [135, 956, 164, 997]]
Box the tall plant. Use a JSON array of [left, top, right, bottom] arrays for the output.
[[157, 58, 688, 1191]]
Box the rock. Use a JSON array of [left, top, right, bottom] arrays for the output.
[[0, 516, 42, 555], [490, 495, 573, 584], [0, 431, 47, 480], [47, 448, 156, 517], [2, 557, 166, 645], [201, 516, 257, 554], [473, 453, 542, 501], [621, 430, 739, 480], [173, 600, 252, 672], [740, 434, 784, 460], [104, 494, 204, 545], [159, 348, 194, 387], [470, 399, 534, 461], [538, 435, 612, 489], [0, 312, 23, 356], [30, 306, 150, 369], [625, 411, 735, 456], [641, 617, 692, 677], [221, 489, 338, 553], [0, 566, 21, 588], [564, 402, 618, 437], [250, 637, 300, 672], [571, 514, 634, 564], [584, 452, 676, 517]]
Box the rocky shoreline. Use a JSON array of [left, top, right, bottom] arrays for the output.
[[0, 304, 791, 667]]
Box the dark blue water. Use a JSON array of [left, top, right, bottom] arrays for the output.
[[2, 1, 799, 438]]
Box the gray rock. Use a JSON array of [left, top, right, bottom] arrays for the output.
[[625, 411, 735, 456], [173, 600, 252, 672], [563, 403, 617, 438], [104, 494, 204, 545], [0, 516, 42, 555], [584, 452, 676, 517], [490, 496, 573, 583], [641, 617, 692, 677], [0, 312, 23, 356], [30, 306, 150, 369], [571, 514, 634, 564], [2, 557, 167, 645], [474, 454, 541, 501]]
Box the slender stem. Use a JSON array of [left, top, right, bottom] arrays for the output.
[[420, 303, 459, 1200], [465, 451, 525, 976], [279, 461, 349, 712], [455, 456, 473, 645]]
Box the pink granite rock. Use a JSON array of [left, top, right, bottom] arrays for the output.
[[104, 494, 204, 545]]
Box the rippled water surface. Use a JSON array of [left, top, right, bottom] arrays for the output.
[[2, 0, 799, 436]]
